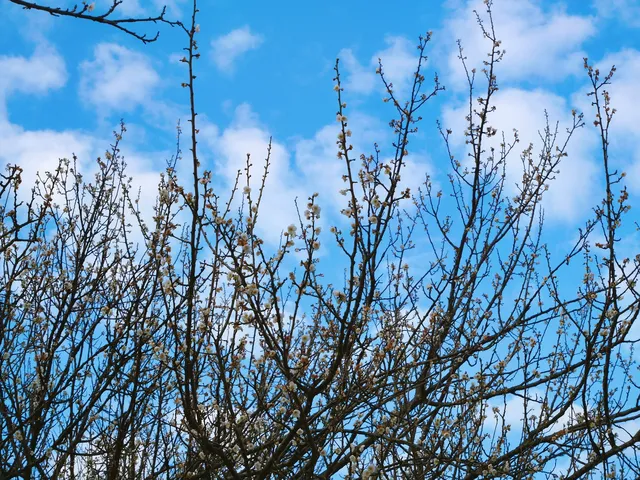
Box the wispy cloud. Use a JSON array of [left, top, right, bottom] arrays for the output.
[[337, 49, 377, 95], [573, 49, 640, 141], [198, 101, 431, 246], [79, 43, 160, 115], [441, 87, 599, 223], [338, 36, 417, 98], [572, 48, 640, 194], [0, 44, 66, 100], [0, 43, 75, 182], [105, 0, 145, 16], [594, 0, 640, 28], [374, 36, 419, 95], [211, 26, 264, 73], [444, 0, 596, 89], [93, 0, 187, 19]]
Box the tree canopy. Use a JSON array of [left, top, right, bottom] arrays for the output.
[[1, 1, 639, 479]]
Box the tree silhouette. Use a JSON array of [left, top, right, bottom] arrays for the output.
[[1, 1, 639, 478], [6, 0, 178, 43]]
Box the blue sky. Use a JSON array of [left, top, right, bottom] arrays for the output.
[[2, 0, 640, 299], [3, 0, 640, 242], [4, 0, 640, 327]]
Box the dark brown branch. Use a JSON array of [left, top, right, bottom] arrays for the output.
[[7, 0, 181, 43]]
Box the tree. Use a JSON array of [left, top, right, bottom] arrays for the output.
[[1, 0, 639, 478], [5, 0, 178, 43]]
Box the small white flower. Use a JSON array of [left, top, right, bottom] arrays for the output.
[[87, 2, 95, 12], [159, 188, 170, 203], [194, 24, 200, 33]]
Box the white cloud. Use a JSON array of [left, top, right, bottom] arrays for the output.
[[337, 49, 377, 95], [442, 87, 599, 223], [0, 44, 85, 191], [201, 103, 301, 244], [0, 31, 181, 258], [200, 103, 428, 245], [0, 119, 174, 257], [338, 36, 417, 98], [375, 36, 419, 97], [0, 43, 169, 230], [0, 44, 66, 100], [294, 122, 349, 207], [94, 0, 187, 18], [594, 0, 640, 28], [294, 111, 431, 214], [573, 49, 640, 141], [211, 26, 264, 73], [0, 122, 94, 185], [444, 0, 595, 90], [107, 0, 145, 16], [79, 43, 160, 114], [293, 109, 428, 212], [0, 120, 172, 260], [168, 52, 184, 64], [485, 389, 544, 434], [572, 49, 640, 194]]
